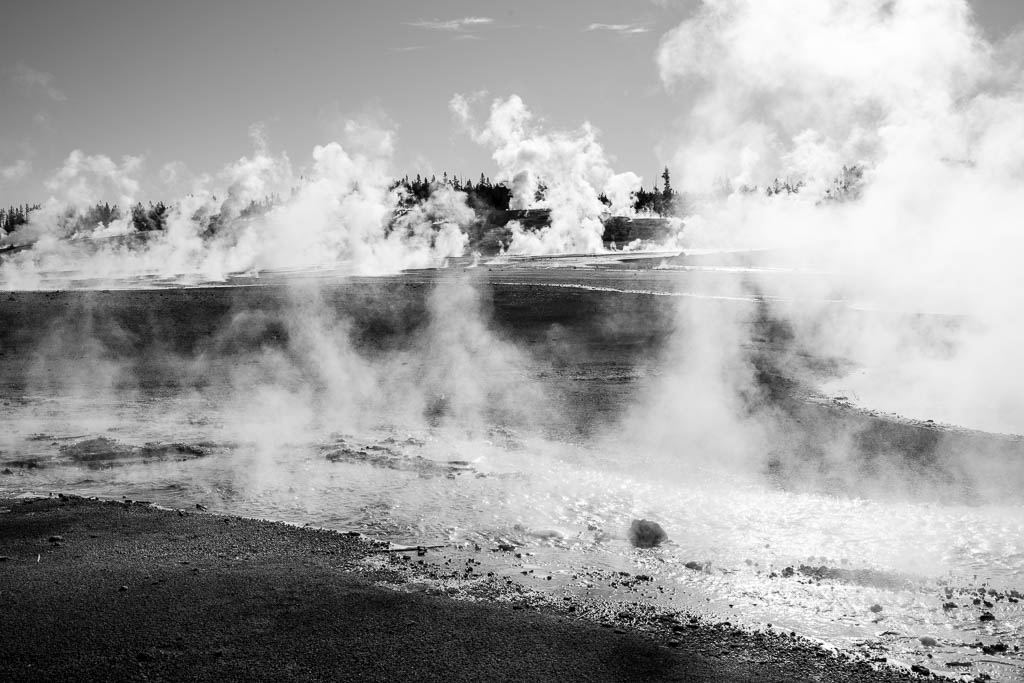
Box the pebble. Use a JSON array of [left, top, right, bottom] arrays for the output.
[[869, 604, 883, 613], [119, 585, 128, 592], [919, 636, 937, 647]]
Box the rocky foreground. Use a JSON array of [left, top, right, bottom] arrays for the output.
[[0, 495, 923, 682]]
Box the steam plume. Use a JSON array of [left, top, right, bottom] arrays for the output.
[[451, 93, 642, 254], [657, 0, 1024, 433], [0, 123, 471, 288]]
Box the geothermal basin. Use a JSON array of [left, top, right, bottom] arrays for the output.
[[2, 255, 1023, 681]]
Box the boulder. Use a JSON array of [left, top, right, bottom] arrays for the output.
[[628, 519, 668, 548]]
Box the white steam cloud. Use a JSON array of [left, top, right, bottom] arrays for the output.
[[657, 0, 1024, 433], [0, 123, 471, 288], [451, 93, 642, 255]]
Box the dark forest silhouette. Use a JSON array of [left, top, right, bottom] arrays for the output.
[[1, 165, 865, 243]]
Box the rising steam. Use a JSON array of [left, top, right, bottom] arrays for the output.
[[657, 0, 1024, 434], [0, 124, 471, 288], [451, 93, 642, 255]]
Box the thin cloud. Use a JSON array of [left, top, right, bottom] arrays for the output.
[[406, 16, 494, 32], [586, 23, 651, 35], [0, 159, 30, 182], [10, 62, 67, 102], [391, 45, 427, 52]]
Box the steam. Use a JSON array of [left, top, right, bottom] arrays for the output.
[[0, 123, 470, 288], [657, 0, 989, 194], [451, 94, 642, 254], [653, 0, 1024, 435]]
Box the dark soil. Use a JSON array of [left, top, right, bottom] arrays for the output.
[[0, 495, 918, 682]]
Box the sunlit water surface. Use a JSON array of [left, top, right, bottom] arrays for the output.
[[3, 391, 1023, 680]]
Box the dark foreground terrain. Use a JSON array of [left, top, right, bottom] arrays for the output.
[[0, 495, 919, 682]]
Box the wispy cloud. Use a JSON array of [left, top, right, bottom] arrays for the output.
[[391, 45, 427, 52], [0, 159, 30, 182], [11, 62, 67, 102], [586, 23, 651, 35], [406, 16, 494, 32]]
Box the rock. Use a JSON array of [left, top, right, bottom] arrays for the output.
[[628, 519, 667, 548], [48, 535, 64, 543], [119, 585, 128, 592], [979, 612, 996, 622], [919, 636, 938, 647], [910, 663, 931, 676], [869, 604, 883, 613]]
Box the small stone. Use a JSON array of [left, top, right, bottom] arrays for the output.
[[919, 636, 938, 647], [869, 604, 883, 613], [628, 519, 667, 548], [979, 612, 996, 622], [48, 535, 63, 543], [910, 663, 930, 676], [119, 585, 128, 592]]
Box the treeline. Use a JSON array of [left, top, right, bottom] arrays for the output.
[[393, 167, 681, 217], [393, 173, 514, 213], [736, 165, 865, 202], [2, 170, 681, 240], [629, 168, 678, 215], [0, 204, 41, 233], [3, 165, 864, 241]]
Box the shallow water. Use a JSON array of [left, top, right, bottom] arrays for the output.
[[2, 269, 1023, 679], [4, 400, 1024, 678]]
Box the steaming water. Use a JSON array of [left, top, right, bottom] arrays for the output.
[[5, 404, 1024, 677], [2, 266, 1023, 680]]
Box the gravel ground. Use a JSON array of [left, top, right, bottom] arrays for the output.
[[0, 494, 924, 682]]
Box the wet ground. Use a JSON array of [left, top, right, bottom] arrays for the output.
[[2, 257, 1023, 680]]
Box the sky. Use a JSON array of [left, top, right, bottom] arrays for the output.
[[1, 0, 1023, 206]]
